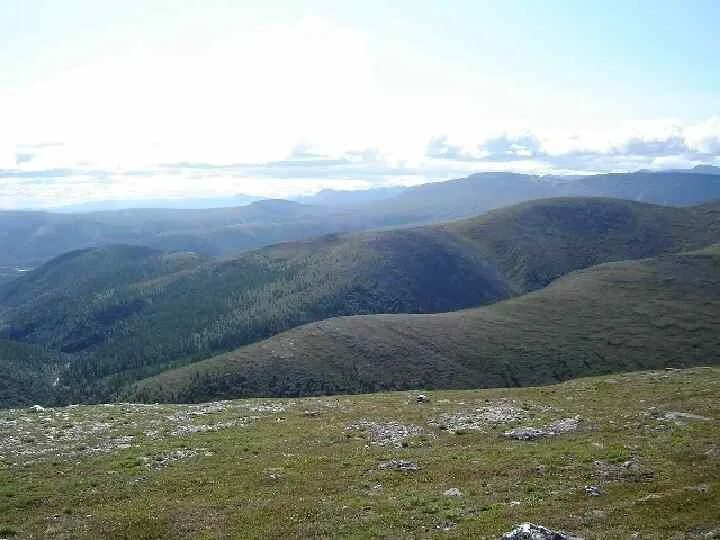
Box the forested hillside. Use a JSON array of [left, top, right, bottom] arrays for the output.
[[129, 245, 720, 402], [0, 339, 61, 405], [1, 198, 719, 405]]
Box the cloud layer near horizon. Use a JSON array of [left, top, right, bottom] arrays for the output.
[[1, 17, 719, 209], [2, 115, 719, 209]]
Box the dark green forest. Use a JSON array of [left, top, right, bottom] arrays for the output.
[[129, 245, 720, 402]]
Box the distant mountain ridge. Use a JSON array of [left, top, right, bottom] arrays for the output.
[[2, 168, 720, 271], [689, 164, 720, 174], [558, 170, 720, 205], [51, 194, 262, 212], [0, 201, 383, 269], [293, 186, 406, 206]]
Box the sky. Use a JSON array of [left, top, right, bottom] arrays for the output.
[[1, 0, 719, 208]]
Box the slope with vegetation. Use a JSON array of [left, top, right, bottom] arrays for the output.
[[0, 339, 61, 406], [1, 198, 719, 405], [130, 246, 720, 403], [1, 368, 718, 538]]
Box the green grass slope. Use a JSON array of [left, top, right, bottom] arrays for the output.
[[2, 368, 719, 538], [130, 246, 720, 403], [2, 198, 720, 405]]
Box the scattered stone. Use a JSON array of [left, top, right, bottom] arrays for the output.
[[303, 410, 321, 417], [584, 485, 602, 497], [263, 467, 285, 481], [27, 405, 47, 413], [661, 411, 712, 423], [239, 403, 288, 414], [594, 458, 655, 483], [143, 448, 211, 470], [165, 401, 232, 421], [501, 522, 583, 540], [345, 421, 427, 447], [434, 521, 457, 531], [431, 401, 529, 433], [443, 487, 463, 497], [504, 416, 581, 440], [416, 394, 430, 404], [0, 401, 253, 467], [379, 459, 418, 471], [169, 419, 248, 437], [504, 427, 545, 441], [620, 459, 655, 481]]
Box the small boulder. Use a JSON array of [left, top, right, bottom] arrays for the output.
[[379, 459, 418, 471], [416, 394, 430, 404], [263, 467, 285, 481], [504, 417, 581, 440], [444, 487, 463, 497], [501, 523, 583, 539], [504, 427, 545, 441]]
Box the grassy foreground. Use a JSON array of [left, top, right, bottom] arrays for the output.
[[1, 367, 719, 539]]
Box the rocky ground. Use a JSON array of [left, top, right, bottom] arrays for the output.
[[1, 367, 719, 539]]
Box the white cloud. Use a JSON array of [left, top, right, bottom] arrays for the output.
[[426, 117, 720, 168], [1, 17, 719, 208], [684, 116, 720, 154]]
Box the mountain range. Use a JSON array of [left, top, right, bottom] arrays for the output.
[[3, 169, 720, 277], [1, 194, 719, 406]]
